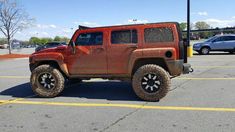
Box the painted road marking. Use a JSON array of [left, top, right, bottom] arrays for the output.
[[0, 76, 29, 79], [0, 99, 235, 112], [194, 66, 235, 68], [0, 98, 25, 106], [174, 78, 235, 80]]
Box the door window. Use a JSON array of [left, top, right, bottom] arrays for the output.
[[213, 37, 224, 42], [111, 30, 137, 44], [76, 32, 103, 46], [223, 36, 235, 41]]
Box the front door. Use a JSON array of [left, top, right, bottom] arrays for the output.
[[67, 31, 107, 75]]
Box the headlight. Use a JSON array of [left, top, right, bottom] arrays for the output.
[[194, 44, 199, 47]]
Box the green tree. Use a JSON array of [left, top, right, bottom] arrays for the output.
[[29, 37, 40, 44], [195, 21, 210, 30], [54, 36, 61, 41], [60, 37, 70, 43], [195, 21, 211, 39], [40, 38, 53, 44], [0, 38, 7, 45], [179, 22, 187, 31]]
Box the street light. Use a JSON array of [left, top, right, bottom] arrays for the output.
[[187, 0, 190, 47]]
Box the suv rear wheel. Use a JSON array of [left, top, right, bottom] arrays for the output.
[[132, 64, 170, 101], [30, 65, 65, 97]]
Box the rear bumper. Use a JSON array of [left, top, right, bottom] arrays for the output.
[[166, 60, 192, 76]]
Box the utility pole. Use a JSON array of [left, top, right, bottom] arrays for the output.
[[187, 0, 190, 46]]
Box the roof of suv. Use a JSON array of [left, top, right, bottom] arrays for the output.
[[78, 22, 179, 31]]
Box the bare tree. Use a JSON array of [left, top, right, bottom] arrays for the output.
[[0, 0, 33, 54]]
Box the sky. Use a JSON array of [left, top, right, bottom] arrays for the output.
[[7, 0, 235, 40]]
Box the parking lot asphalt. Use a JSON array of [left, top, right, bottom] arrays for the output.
[[1, 52, 235, 132]]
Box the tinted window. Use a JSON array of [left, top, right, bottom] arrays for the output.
[[214, 37, 223, 42], [224, 36, 235, 41], [144, 27, 174, 43], [111, 30, 137, 44], [76, 32, 103, 46], [46, 43, 58, 48]]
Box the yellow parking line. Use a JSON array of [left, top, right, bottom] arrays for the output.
[[0, 98, 25, 106], [194, 66, 235, 68], [175, 78, 235, 80], [0, 76, 29, 79], [0, 99, 235, 112]]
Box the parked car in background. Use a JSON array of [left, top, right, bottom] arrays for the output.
[[193, 34, 235, 55], [0, 44, 8, 49], [35, 42, 66, 52]]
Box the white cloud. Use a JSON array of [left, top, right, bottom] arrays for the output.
[[127, 19, 149, 24], [73, 21, 99, 27], [198, 12, 208, 16], [41, 32, 49, 36], [36, 24, 57, 29], [232, 16, 235, 19], [49, 24, 56, 28], [62, 28, 73, 33], [199, 18, 235, 28]]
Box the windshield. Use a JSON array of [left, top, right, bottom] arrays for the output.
[[204, 36, 217, 42]]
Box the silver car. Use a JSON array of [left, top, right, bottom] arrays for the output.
[[193, 34, 235, 55]]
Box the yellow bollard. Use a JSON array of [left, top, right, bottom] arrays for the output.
[[187, 46, 193, 57]]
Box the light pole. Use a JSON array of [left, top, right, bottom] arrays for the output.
[[187, 0, 190, 46]]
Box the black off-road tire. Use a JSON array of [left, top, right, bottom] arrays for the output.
[[132, 64, 170, 101], [30, 65, 65, 97]]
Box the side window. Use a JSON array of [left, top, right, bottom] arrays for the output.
[[224, 36, 235, 41], [144, 27, 174, 43], [231, 36, 235, 41], [76, 32, 103, 46], [111, 30, 137, 44], [214, 37, 224, 42]]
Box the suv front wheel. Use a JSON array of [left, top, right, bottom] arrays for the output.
[[132, 64, 170, 101], [30, 65, 65, 97]]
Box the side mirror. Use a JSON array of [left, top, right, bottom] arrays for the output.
[[71, 41, 76, 54]]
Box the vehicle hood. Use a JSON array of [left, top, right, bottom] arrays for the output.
[[193, 42, 211, 46], [32, 45, 67, 55]]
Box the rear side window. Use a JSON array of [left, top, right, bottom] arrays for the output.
[[111, 30, 137, 44], [224, 36, 235, 41], [76, 32, 103, 46], [144, 27, 174, 43]]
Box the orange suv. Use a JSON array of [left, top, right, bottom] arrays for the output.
[[29, 22, 192, 101]]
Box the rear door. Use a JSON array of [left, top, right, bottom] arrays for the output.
[[107, 29, 139, 74], [223, 36, 235, 50], [211, 36, 227, 50]]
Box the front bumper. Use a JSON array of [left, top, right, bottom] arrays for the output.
[[193, 45, 201, 51], [166, 60, 192, 76]]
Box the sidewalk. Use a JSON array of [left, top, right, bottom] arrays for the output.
[[0, 48, 34, 60]]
